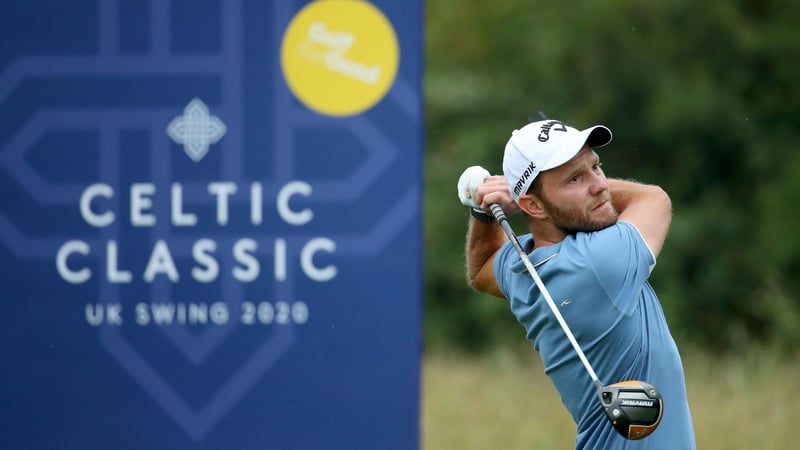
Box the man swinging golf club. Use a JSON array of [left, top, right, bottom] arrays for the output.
[[457, 118, 696, 449]]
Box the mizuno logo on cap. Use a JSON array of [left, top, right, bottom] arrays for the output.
[[513, 161, 537, 195]]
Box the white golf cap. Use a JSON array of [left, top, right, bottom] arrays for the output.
[[503, 119, 612, 203]]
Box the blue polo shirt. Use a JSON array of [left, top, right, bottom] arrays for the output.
[[494, 221, 695, 449]]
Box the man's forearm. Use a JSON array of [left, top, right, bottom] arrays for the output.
[[465, 218, 506, 291], [607, 178, 672, 256], [608, 178, 662, 214]]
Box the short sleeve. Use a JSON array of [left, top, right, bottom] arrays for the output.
[[493, 234, 533, 299], [579, 221, 656, 314]]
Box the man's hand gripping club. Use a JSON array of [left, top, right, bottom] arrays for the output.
[[456, 166, 519, 221]]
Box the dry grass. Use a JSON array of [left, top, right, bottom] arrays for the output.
[[422, 345, 800, 450]]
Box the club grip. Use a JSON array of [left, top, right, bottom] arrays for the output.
[[489, 203, 507, 222]]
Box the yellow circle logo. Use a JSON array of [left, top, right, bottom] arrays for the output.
[[280, 0, 400, 117]]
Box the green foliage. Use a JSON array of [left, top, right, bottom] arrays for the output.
[[425, 0, 800, 353]]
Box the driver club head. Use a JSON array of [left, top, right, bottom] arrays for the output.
[[599, 380, 664, 440]]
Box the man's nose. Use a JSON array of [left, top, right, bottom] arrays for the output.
[[590, 172, 608, 195]]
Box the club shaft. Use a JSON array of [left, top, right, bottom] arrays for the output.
[[490, 204, 601, 384]]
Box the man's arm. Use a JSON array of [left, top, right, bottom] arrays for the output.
[[465, 216, 507, 298], [461, 174, 519, 298], [608, 179, 672, 258]]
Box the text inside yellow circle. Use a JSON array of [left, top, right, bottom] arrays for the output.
[[280, 0, 400, 117]]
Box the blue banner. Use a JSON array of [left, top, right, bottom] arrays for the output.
[[0, 1, 423, 449]]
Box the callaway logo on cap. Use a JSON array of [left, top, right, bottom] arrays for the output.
[[502, 119, 613, 203]]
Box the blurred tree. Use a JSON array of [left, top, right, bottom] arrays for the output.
[[425, 0, 800, 353]]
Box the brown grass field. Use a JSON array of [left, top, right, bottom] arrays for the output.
[[422, 344, 799, 450]]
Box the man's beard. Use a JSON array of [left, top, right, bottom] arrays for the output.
[[540, 194, 619, 235]]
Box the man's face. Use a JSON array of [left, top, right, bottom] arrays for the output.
[[537, 146, 619, 234]]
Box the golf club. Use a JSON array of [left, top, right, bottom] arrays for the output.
[[488, 202, 664, 440]]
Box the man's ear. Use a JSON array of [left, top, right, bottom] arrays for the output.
[[518, 193, 548, 219]]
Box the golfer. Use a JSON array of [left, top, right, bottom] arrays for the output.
[[458, 119, 696, 449]]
